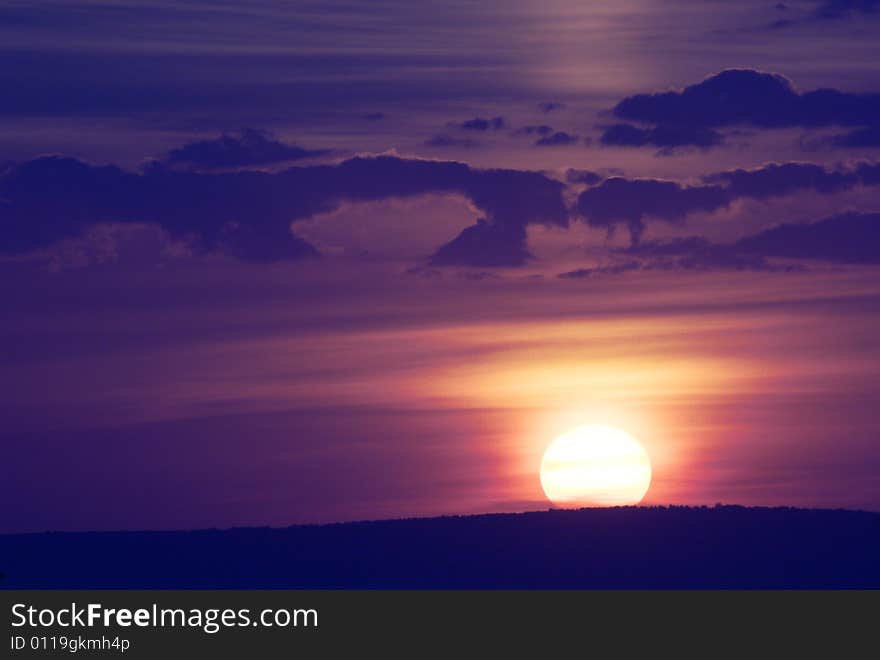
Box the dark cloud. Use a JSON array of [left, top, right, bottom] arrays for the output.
[[5, 150, 874, 269], [535, 132, 579, 147], [0, 154, 567, 267], [703, 162, 858, 197], [767, 1, 879, 28], [812, 0, 880, 19], [623, 236, 715, 258], [424, 134, 480, 148], [362, 112, 385, 121], [0, 156, 319, 261], [515, 125, 554, 136], [430, 166, 569, 266], [618, 212, 880, 269], [831, 126, 880, 148], [576, 177, 728, 243], [558, 261, 642, 278], [620, 236, 781, 271], [558, 245, 780, 276], [856, 161, 880, 184], [451, 117, 506, 131], [538, 102, 564, 113], [735, 211, 880, 263], [430, 220, 530, 267], [600, 123, 724, 150], [558, 213, 880, 279], [576, 161, 880, 242], [565, 169, 603, 186], [613, 69, 880, 130], [165, 129, 329, 170]]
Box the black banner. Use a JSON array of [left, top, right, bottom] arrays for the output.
[[2, 590, 876, 658]]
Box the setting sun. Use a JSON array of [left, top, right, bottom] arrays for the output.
[[540, 425, 652, 507]]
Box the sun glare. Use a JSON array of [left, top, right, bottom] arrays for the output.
[[540, 425, 652, 507]]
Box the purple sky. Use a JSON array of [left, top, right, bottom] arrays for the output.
[[2, 0, 880, 532]]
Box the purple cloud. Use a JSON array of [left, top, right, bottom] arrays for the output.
[[813, 0, 880, 19], [613, 69, 880, 130], [577, 177, 728, 243], [535, 131, 579, 147], [600, 123, 724, 150], [451, 117, 506, 131], [538, 101, 564, 113], [424, 134, 480, 148], [165, 129, 329, 170], [577, 161, 880, 242], [616, 212, 880, 269], [831, 126, 880, 149], [0, 153, 567, 267], [515, 125, 554, 136]]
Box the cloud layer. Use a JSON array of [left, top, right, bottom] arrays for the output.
[[450, 117, 506, 131], [600, 123, 724, 150], [614, 69, 880, 129], [0, 154, 567, 267], [535, 131, 579, 147], [4, 141, 878, 270], [165, 129, 329, 169], [560, 212, 880, 277], [577, 161, 880, 242], [627, 212, 880, 267]]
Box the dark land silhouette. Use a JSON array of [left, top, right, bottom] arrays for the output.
[[1, 506, 878, 589]]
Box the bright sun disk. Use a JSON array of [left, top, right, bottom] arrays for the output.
[[540, 424, 652, 507]]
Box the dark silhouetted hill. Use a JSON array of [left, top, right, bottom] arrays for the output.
[[1, 506, 878, 588]]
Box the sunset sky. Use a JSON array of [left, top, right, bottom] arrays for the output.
[[2, 0, 880, 532]]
